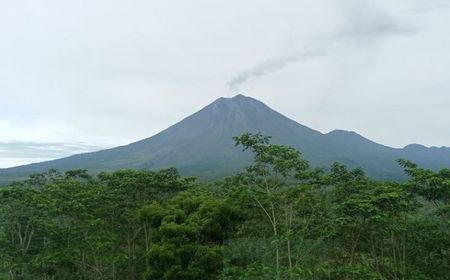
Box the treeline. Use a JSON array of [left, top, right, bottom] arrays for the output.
[[0, 133, 449, 280]]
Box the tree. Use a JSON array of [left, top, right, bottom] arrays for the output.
[[231, 132, 311, 278], [329, 166, 418, 278], [141, 190, 238, 280]]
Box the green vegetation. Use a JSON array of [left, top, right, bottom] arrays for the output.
[[1, 133, 449, 279]]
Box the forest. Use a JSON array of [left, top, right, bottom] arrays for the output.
[[0, 133, 449, 280]]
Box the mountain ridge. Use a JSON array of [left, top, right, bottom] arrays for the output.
[[1, 94, 449, 183]]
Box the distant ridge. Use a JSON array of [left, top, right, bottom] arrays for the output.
[[1, 94, 449, 183]]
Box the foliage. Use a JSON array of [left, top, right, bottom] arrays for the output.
[[0, 134, 449, 279]]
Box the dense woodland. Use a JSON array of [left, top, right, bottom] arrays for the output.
[[1, 133, 449, 280]]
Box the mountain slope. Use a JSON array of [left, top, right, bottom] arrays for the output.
[[1, 94, 449, 182]]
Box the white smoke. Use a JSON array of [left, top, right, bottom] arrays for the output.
[[226, 0, 418, 93], [227, 51, 323, 92]]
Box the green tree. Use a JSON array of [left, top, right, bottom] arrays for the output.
[[141, 190, 238, 280], [328, 163, 419, 279], [230, 132, 313, 278]]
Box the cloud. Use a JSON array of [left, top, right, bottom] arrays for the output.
[[0, 141, 105, 168], [0, 0, 449, 163], [409, 0, 450, 14], [338, 0, 418, 43]]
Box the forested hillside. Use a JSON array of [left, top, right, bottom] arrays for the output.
[[1, 133, 449, 279]]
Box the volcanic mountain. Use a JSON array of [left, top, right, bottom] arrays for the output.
[[1, 94, 449, 183]]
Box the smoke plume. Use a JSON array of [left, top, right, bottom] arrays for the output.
[[227, 51, 323, 92], [227, 0, 418, 93]]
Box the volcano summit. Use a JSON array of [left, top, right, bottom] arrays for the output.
[[1, 94, 449, 183]]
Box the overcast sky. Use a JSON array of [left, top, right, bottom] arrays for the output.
[[1, 0, 449, 168]]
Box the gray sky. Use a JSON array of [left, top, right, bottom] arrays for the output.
[[1, 0, 449, 168]]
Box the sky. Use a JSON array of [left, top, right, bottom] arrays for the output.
[[1, 0, 449, 168]]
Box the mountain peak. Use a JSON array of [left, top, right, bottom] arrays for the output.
[[404, 143, 427, 150], [2, 95, 449, 183], [207, 94, 270, 113], [231, 93, 247, 99], [326, 129, 369, 141], [327, 129, 360, 136], [214, 94, 253, 103]]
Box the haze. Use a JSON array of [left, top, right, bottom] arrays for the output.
[[1, 0, 449, 168]]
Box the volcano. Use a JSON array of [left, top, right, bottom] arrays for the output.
[[1, 94, 449, 183]]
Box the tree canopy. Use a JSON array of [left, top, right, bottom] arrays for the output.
[[0, 133, 449, 279]]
